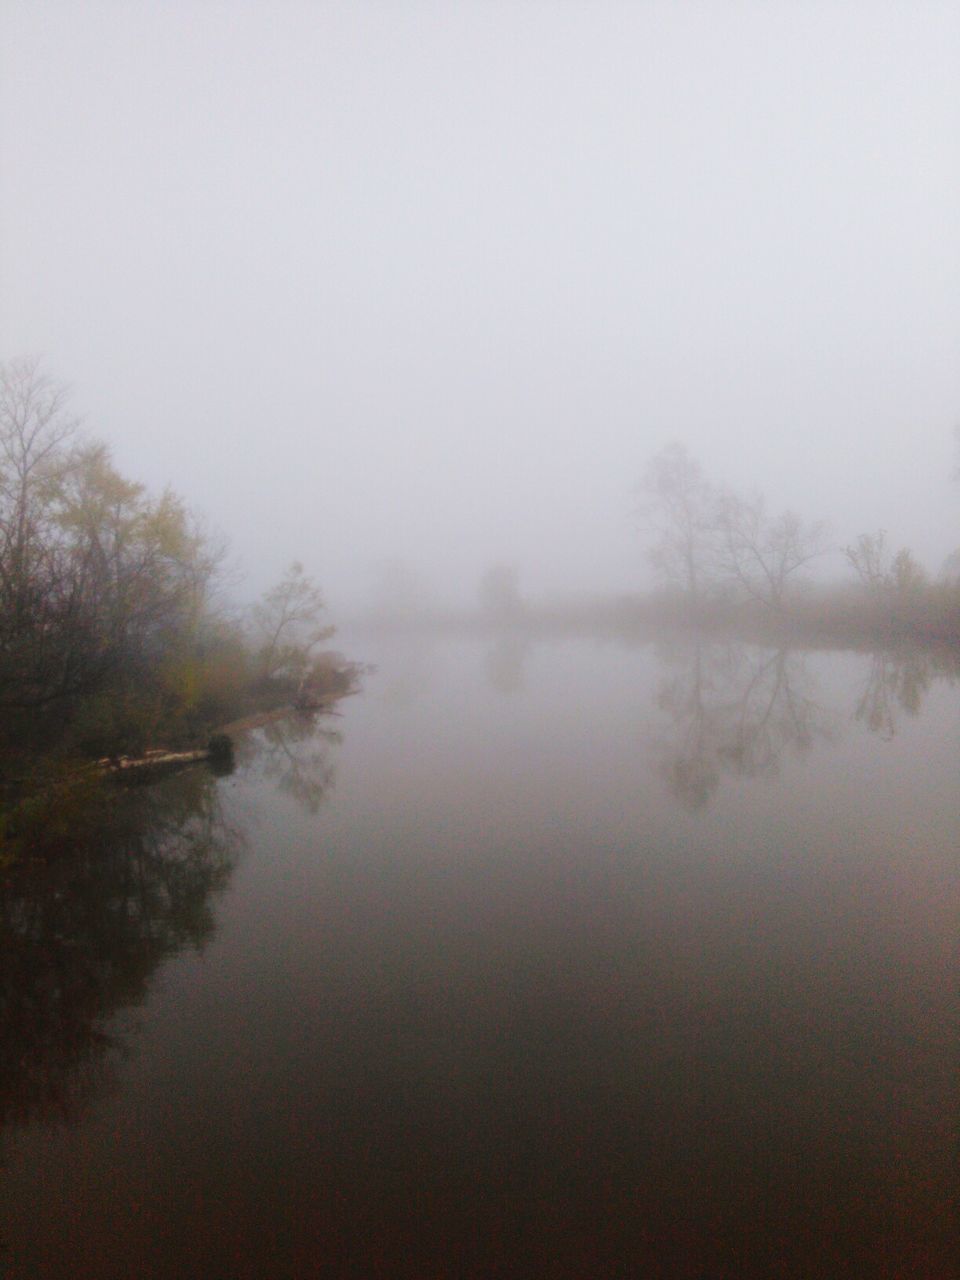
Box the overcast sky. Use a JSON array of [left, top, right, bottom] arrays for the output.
[[2, 1, 958, 612]]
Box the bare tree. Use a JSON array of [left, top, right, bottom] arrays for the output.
[[845, 530, 889, 594], [0, 360, 85, 710], [715, 489, 829, 612], [637, 445, 829, 610], [253, 562, 333, 681], [0, 359, 79, 626], [636, 444, 719, 603]]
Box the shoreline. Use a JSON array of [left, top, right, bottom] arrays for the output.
[[0, 668, 365, 863]]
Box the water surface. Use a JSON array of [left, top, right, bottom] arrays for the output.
[[2, 636, 957, 1277]]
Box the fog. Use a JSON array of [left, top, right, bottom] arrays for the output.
[[2, 1, 958, 615]]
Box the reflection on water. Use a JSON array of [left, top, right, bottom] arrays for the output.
[[1, 642, 957, 1277], [854, 647, 955, 739], [0, 712, 342, 1134], [0, 768, 240, 1129], [652, 642, 838, 810], [245, 711, 342, 814], [650, 639, 960, 808]]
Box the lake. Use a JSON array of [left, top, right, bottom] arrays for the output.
[[2, 632, 958, 1278]]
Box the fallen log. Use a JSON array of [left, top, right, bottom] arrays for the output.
[[95, 748, 211, 784]]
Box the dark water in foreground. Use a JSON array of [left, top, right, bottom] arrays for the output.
[[2, 636, 958, 1278]]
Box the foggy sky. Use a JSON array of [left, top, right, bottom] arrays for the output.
[[2, 1, 958, 613]]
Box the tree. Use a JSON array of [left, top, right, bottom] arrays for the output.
[[889, 547, 928, 598], [0, 358, 231, 753], [940, 547, 960, 585], [252, 562, 333, 682], [846, 531, 927, 600], [845, 530, 889, 594], [55, 445, 226, 689], [715, 489, 829, 612], [0, 360, 79, 644], [637, 445, 828, 611], [636, 444, 718, 603], [0, 361, 84, 711]]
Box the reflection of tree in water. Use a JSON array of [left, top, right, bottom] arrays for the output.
[[0, 767, 241, 1129], [254, 712, 341, 815], [854, 650, 935, 740], [654, 641, 836, 810]]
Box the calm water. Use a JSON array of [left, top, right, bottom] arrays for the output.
[[2, 635, 958, 1278]]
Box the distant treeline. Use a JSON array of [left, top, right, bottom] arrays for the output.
[[0, 360, 346, 784], [361, 438, 960, 647], [629, 443, 960, 644], [362, 583, 960, 652], [428, 444, 960, 644], [578, 584, 960, 650]]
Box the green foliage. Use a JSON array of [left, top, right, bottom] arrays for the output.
[[0, 361, 339, 770], [0, 362, 230, 750]]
